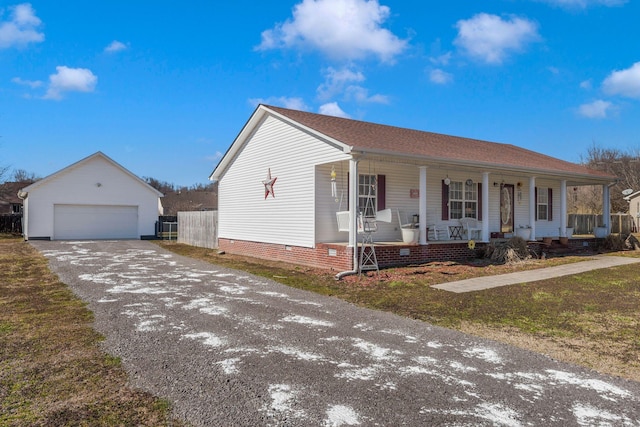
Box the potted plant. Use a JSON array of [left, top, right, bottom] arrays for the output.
[[594, 225, 607, 238], [515, 225, 531, 240]]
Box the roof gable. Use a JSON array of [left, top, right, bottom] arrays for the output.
[[19, 152, 163, 197]]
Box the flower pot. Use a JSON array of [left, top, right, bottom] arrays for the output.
[[559, 237, 569, 246], [542, 237, 553, 245], [515, 228, 531, 240], [594, 227, 607, 238], [559, 227, 574, 238], [401, 227, 419, 244]]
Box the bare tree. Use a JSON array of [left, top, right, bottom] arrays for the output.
[[12, 169, 40, 183], [577, 144, 640, 213]]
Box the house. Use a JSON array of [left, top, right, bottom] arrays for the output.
[[161, 187, 217, 216], [624, 190, 640, 232], [209, 104, 616, 272], [0, 182, 27, 214], [19, 152, 164, 240]]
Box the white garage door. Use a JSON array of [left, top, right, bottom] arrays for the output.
[[54, 204, 138, 240]]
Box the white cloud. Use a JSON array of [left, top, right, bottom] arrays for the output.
[[429, 68, 453, 85], [580, 79, 592, 90], [104, 40, 127, 53], [11, 76, 42, 88], [317, 67, 365, 100], [345, 85, 389, 103], [0, 3, 44, 49], [602, 62, 640, 99], [43, 66, 98, 100], [539, 0, 626, 9], [454, 13, 540, 65], [578, 99, 613, 118], [256, 0, 408, 62], [429, 52, 452, 66], [318, 102, 350, 118], [249, 96, 309, 111], [316, 67, 387, 103]]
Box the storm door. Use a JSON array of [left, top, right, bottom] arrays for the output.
[[500, 184, 514, 234]]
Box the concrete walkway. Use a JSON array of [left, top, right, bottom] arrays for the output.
[[432, 255, 640, 293]]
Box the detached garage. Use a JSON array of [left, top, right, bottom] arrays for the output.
[[19, 152, 164, 240]]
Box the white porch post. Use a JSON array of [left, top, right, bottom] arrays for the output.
[[348, 158, 359, 249], [529, 176, 536, 240], [482, 172, 489, 241], [603, 184, 611, 235], [560, 180, 567, 237], [419, 166, 428, 245]]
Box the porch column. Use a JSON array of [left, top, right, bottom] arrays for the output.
[[529, 176, 536, 240], [482, 172, 489, 241], [560, 180, 567, 237], [348, 158, 359, 249], [603, 184, 611, 235], [419, 166, 428, 245]]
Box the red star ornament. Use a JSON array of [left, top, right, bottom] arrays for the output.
[[262, 168, 277, 199]]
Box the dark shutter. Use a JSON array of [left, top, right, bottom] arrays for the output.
[[534, 187, 538, 221], [477, 183, 482, 221], [548, 188, 553, 221], [442, 180, 449, 220], [377, 175, 386, 210]]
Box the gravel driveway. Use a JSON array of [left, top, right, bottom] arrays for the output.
[[33, 240, 640, 426]]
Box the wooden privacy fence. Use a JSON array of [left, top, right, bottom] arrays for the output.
[[178, 211, 218, 249], [0, 214, 22, 234], [568, 213, 635, 235]]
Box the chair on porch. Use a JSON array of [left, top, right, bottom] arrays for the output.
[[397, 209, 418, 244], [429, 224, 451, 240], [459, 217, 482, 240]]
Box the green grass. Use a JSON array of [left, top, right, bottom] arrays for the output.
[[0, 238, 185, 426], [157, 241, 640, 381]]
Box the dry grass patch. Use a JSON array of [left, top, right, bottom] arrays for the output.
[[0, 238, 184, 426], [156, 241, 640, 382]]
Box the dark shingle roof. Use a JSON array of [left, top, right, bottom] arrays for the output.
[[265, 105, 614, 180]]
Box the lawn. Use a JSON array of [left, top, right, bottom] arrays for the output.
[[156, 240, 640, 383], [0, 238, 184, 426]]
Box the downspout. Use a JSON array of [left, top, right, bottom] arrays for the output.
[[17, 191, 27, 240], [336, 157, 360, 280]]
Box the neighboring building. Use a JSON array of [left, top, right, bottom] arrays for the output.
[[161, 187, 217, 216], [210, 105, 616, 271], [624, 190, 640, 232], [0, 182, 28, 214], [19, 152, 164, 240]]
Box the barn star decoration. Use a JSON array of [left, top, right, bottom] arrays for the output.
[[262, 168, 277, 199]]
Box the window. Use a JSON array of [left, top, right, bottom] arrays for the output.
[[537, 187, 549, 220], [11, 204, 21, 214], [358, 174, 377, 217], [449, 180, 477, 219]]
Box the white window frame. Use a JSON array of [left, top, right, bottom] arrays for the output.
[[449, 180, 477, 220], [537, 187, 549, 221], [358, 174, 377, 218]]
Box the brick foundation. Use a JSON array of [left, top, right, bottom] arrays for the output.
[[218, 238, 483, 271]]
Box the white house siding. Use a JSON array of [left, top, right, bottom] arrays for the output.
[[533, 178, 561, 237], [219, 115, 350, 248], [24, 156, 160, 240]]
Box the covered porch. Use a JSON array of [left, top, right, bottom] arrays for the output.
[[318, 155, 614, 274]]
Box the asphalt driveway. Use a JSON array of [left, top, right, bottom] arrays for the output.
[[33, 240, 640, 426]]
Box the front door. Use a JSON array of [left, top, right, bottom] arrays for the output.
[[500, 184, 514, 234]]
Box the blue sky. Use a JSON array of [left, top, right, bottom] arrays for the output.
[[1, 0, 639, 187]]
